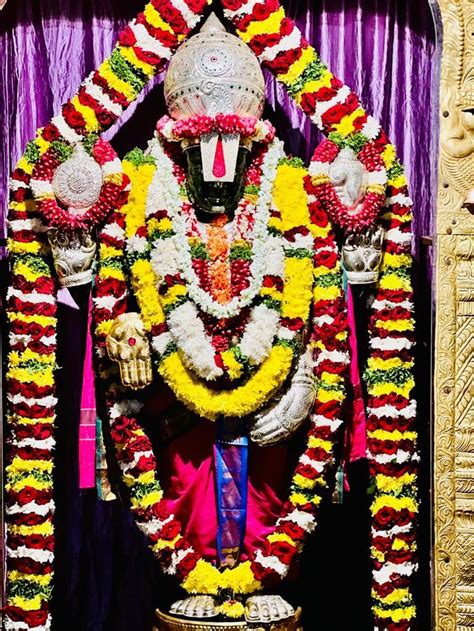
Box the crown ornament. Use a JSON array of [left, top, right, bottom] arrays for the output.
[[164, 13, 265, 121]]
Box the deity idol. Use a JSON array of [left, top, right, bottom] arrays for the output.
[[4, 3, 418, 631]]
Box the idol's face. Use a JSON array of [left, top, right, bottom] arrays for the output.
[[184, 145, 251, 216]]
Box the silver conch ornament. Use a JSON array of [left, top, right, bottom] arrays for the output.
[[47, 228, 97, 287], [164, 13, 265, 121], [52, 143, 103, 213], [329, 147, 369, 211], [342, 225, 385, 285]]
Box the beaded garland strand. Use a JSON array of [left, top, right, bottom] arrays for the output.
[[219, 1, 418, 628], [5, 2, 212, 629], [92, 148, 351, 620]]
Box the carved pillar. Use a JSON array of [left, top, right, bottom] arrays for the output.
[[435, 1, 474, 628]]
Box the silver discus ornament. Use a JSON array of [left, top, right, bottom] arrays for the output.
[[52, 143, 103, 214]]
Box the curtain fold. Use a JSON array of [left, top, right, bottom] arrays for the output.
[[0, 2, 437, 629]]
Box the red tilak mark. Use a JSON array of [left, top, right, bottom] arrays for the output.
[[212, 136, 226, 179]]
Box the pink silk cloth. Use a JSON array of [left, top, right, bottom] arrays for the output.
[[146, 293, 366, 560], [137, 286, 367, 560], [159, 422, 287, 561], [78, 297, 97, 489], [346, 284, 368, 464]]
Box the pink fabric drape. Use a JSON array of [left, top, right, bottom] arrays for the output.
[[78, 297, 97, 489]]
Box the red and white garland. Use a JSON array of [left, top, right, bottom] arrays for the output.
[[309, 139, 388, 233], [29, 138, 128, 231], [5, 2, 212, 629], [219, 0, 419, 627], [5, 0, 418, 628]]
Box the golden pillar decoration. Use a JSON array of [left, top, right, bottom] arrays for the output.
[[435, 0, 474, 628]]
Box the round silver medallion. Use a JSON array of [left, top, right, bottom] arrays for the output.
[[52, 143, 103, 212]]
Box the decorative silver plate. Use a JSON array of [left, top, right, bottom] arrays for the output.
[[52, 143, 103, 212]]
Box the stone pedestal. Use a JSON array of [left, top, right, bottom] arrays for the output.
[[154, 608, 303, 631]]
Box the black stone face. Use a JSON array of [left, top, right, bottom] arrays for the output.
[[184, 145, 251, 217]]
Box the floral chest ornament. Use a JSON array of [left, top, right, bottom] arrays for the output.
[[115, 139, 317, 421]]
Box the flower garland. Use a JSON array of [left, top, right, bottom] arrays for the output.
[[156, 113, 276, 144], [5, 0, 418, 627], [221, 0, 395, 235], [309, 138, 387, 232], [219, 1, 418, 627], [124, 142, 316, 418], [364, 183, 418, 631], [29, 137, 128, 231], [4, 2, 212, 629], [147, 139, 283, 321], [93, 147, 351, 619]]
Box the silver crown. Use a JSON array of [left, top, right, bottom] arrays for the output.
[[164, 13, 265, 120]]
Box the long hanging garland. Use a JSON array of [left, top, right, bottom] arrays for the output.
[[5, 1, 417, 629], [4, 3, 212, 630], [92, 146, 351, 620], [219, 1, 418, 628]]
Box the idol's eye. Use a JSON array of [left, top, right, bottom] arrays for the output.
[[461, 108, 474, 130]]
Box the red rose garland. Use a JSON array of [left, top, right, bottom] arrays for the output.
[[92, 152, 352, 606], [157, 114, 276, 144]]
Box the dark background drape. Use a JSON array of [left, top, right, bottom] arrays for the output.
[[1, 2, 438, 629]]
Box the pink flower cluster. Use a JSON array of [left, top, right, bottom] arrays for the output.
[[156, 114, 276, 143]]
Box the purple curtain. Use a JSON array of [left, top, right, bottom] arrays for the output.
[[0, 2, 437, 630]]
